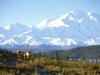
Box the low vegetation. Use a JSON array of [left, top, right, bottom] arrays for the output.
[[0, 48, 100, 75]]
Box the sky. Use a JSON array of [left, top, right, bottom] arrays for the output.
[[0, 0, 100, 27]]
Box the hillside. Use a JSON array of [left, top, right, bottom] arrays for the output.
[[45, 45, 100, 59], [68, 45, 100, 58]]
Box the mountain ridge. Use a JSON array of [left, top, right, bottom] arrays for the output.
[[0, 11, 100, 50]]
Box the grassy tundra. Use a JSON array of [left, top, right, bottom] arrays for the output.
[[0, 48, 100, 75]]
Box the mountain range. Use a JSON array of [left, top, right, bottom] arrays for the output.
[[0, 11, 100, 51]]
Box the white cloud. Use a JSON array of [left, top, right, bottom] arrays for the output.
[[0, 34, 4, 38]]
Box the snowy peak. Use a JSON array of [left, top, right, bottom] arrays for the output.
[[0, 11, 100, 49], [42, 37, 77, 46], [0, 34, 4, 38], [0, 38, 17, 45], [37, 11, 98, 30], [87, 11, 97, 22], [4, 25, 11, 30], [84, 38, 96, 46], [36, 18, 69, 30]]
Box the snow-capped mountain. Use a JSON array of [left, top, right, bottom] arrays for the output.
[[0, 11, 100, 50]]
